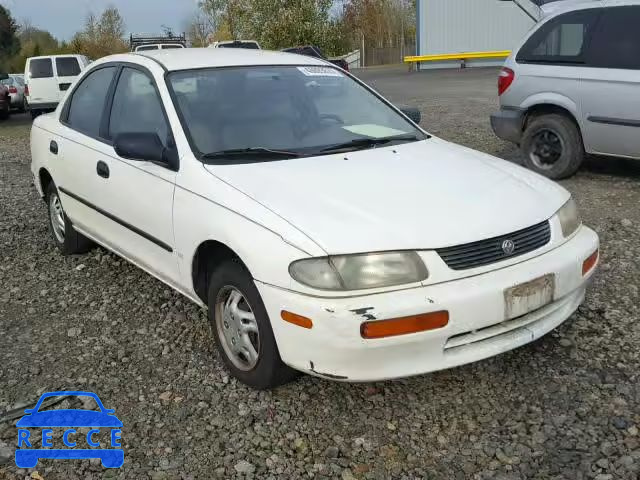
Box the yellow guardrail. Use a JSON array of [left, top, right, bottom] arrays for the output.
[[404, 50, 511, 63]]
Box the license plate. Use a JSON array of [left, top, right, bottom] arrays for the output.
[[504, 274, 554, 320]]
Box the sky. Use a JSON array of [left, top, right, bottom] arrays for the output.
[[1, 0, 199, 40]]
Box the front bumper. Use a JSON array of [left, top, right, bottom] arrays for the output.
[[258, 226, 599, 382], [490, 107, 525, 144]]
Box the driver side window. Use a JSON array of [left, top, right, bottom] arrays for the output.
[[108, 67, 170, 146]]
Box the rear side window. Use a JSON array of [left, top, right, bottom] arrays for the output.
[[66, 67, 117, 138], [587, 6, 640, 70], [161, 45, 183, 49], [29, 59, 54, 79], [517, 9, 600, 64], [56, 57, 81, 77]]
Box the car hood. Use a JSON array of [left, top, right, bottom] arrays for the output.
[[16, 410, 123, 428], [204, 138, 569, 254]]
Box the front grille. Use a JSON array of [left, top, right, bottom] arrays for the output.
[[436, 220, 551, 270]]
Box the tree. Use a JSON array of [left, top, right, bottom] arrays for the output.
[[185, 12, 214, 47], [342, 0, 415, 49], [72, 6, 128, 59], [198, 0, 346, 54], [0, 5, 20, 70]]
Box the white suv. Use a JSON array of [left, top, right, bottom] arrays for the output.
[[491, 0, 640, 179], [31, 49, 598, 388]]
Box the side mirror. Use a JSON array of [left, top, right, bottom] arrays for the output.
[[114, 132, 178, 170], [398, 106, 421, 124]]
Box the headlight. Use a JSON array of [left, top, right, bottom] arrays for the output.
[[289, 251, 428, 291], [556, 198, 581, 237]]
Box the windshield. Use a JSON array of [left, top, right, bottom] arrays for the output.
[[168, 65, 425, 161]]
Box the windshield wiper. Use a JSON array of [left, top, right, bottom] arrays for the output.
[[318, 134, 421, 154], [201, 147, 302, 163]]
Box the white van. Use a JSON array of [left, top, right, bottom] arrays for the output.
[[25, 55, 90, 118], [134, 44, 185, 52]]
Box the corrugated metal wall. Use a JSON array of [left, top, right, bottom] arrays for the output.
[[419, 0, 536, 56]]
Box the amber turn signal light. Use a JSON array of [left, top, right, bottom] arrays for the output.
[[361, 311, 449, 339], [582, 249, 599, 276], [281, 310, 313, 329]]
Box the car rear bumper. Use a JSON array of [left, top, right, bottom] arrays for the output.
[[490, 107, 525, 144], [258, 226, 599, 382]]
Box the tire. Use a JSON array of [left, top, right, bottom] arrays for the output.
[[207, 259, 298, 389], [521, 113, 584, 180], [20, 98, 28, 113], [45, 182, 93, 255], [0, 105, 8, 120]]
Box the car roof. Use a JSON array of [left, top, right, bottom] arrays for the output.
[[133, 47, 329, 71], [28, 54, 84, 61], [542, 0, 640, 16]]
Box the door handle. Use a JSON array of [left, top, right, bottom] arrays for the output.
[[96, 161, 110, 179], [50, 141, 58, 155]]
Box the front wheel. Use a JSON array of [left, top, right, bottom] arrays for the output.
[[45, 182, 93, 255], [520, 114, 584, 179], [207, 259, 298, 389]]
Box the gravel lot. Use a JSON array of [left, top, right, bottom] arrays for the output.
[[1, 66, 639, 480]]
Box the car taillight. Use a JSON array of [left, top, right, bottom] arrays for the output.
[[498, 67, 515, 96], [24, 85, 29, 96], [8, 86, 17, 94]]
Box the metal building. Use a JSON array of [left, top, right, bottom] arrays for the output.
[[415, 0, 540, 69]]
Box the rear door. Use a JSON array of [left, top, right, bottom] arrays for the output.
[[26, 57, 57, 105], [580, 5, 640, 158], [55, 65, 120, 236], [54, 57, 82, 102]]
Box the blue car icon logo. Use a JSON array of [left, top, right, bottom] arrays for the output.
[[15, 391, 123, 468]]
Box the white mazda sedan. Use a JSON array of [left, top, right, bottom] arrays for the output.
[[30, 49, 599, 389]]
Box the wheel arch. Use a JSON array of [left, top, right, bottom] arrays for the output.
[[191, 240, 251, 304], [38, 168, 54, 199]]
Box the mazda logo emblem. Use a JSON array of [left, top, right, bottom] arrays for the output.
[[502, 239, 515, 255]]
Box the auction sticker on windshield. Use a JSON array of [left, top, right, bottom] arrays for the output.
[[297, 66, 343, 77]]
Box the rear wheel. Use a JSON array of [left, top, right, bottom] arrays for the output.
[[207, 259, 298, 389], [45, 182, 93, 255], [521, 113, 584, 179]]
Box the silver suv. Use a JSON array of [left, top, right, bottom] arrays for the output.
[[491, 0, 640, 179]]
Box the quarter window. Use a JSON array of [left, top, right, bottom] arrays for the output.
[[516, 9, 600, 64], [29, 59, 54, 79], [66, 67, 117, 138], [108, 68, 170, 146], [587, 6, 640, 70]]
